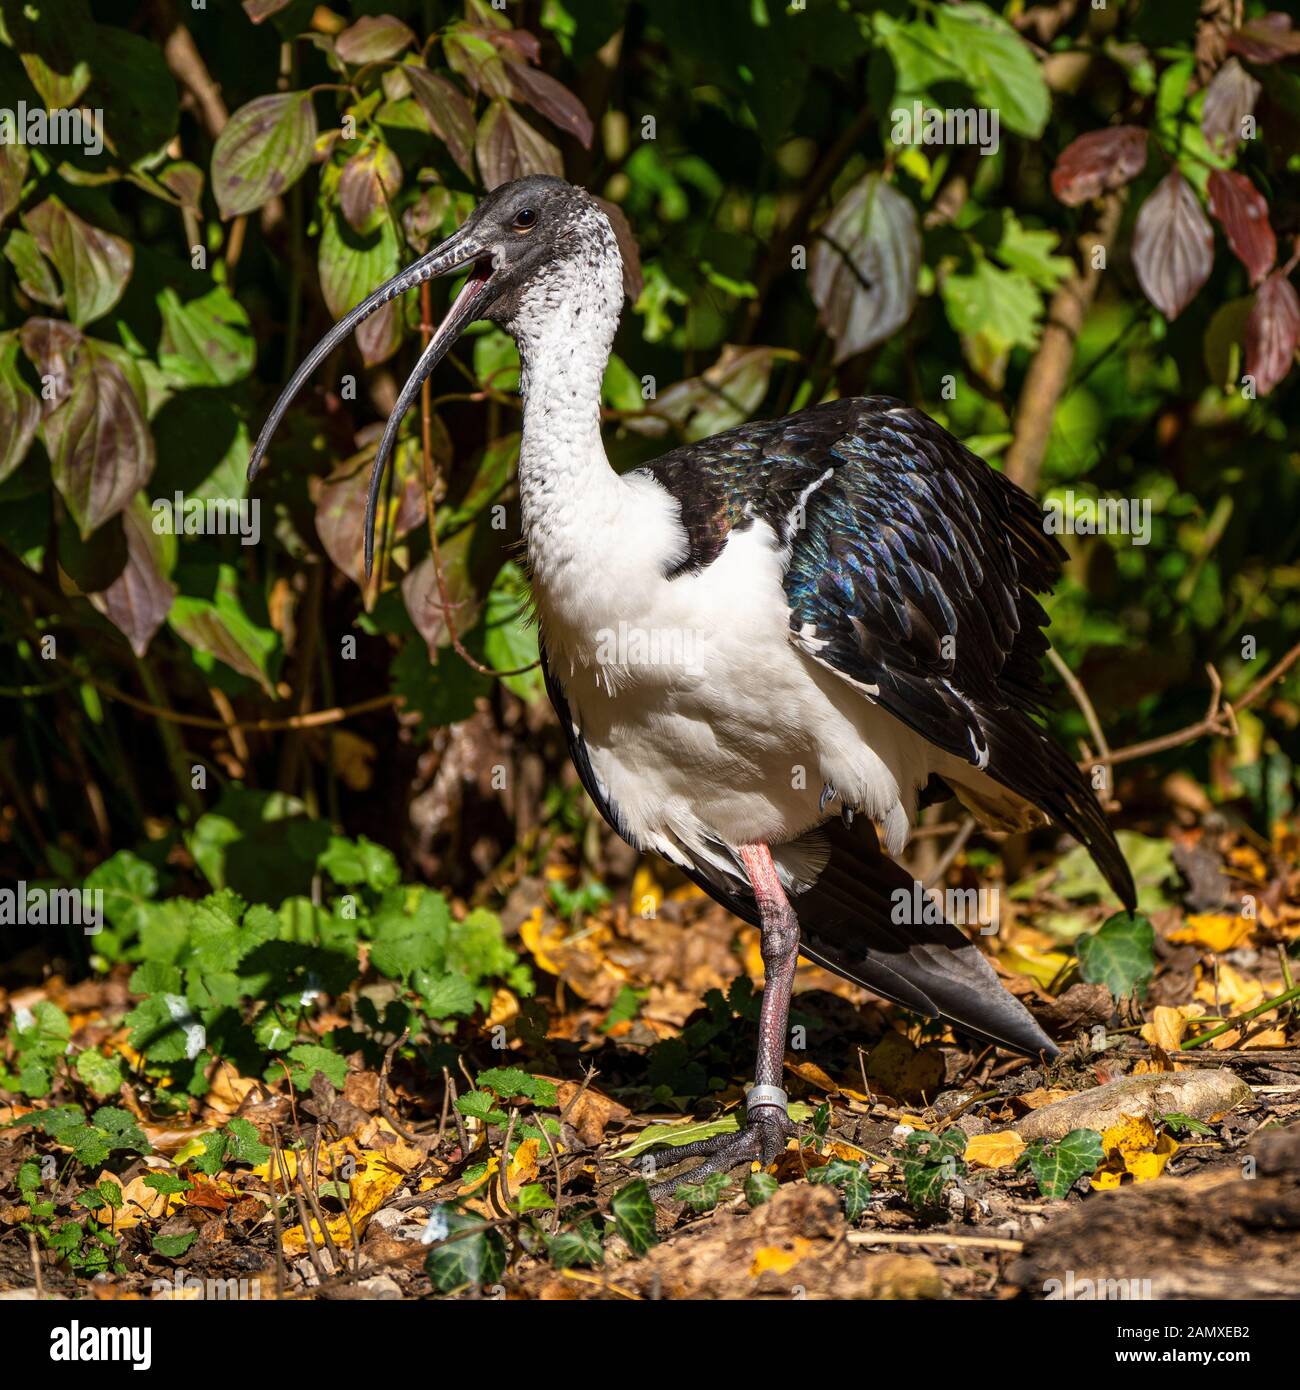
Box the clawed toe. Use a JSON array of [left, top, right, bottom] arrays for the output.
[[639, 1109, 796, 1201]]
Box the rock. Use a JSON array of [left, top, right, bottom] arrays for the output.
[[1016, 1069, 1252, 1141], [355, 1275, 403, 1300]]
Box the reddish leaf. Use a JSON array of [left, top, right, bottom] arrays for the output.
[[1207, 169, 1276, 286], [1131, 170, 1213, 321], [1200, 59, 1261, 154], [1226, 12, 1300, 64], [23, 197, 132, 327], [1050, 126, 1148, 207], [404, 66, 476, 180], [508, 65, 593, 147], [1245, 272, 1300, 397], [19, 316, 81, 409], [92, 494, 176, 656], [242, 0, 292, 20], [402, 532, 481, 659], [313, 443, 426, 593], [30, 335, 155, 537], [483, 27, 542, 64], [338, 145, 403, 233], [0, 330, 40, 483], [334, 14, 415, 65], [595, 197, 644, 302], [476, 101, 562, 190], [0, 144, 28, 227]]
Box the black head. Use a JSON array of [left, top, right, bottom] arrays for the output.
[[245, 175, 617, 575]]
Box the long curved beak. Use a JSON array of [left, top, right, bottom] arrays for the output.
[[246, 216, 499, 576]]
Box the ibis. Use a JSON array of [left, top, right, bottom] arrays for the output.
[[249, 176, 1136, 1195]]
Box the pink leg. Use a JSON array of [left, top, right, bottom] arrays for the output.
[[642, 843, 799, 1199]]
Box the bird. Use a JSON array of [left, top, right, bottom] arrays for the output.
[[249, 175, 1136, 1197]]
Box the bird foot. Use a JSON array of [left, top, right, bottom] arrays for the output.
[[639, 1104, 796, 1201]]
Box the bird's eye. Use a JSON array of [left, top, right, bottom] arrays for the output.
[[512, 207, 538, 232]]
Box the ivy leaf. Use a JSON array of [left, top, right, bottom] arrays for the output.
[[1132, 169, 1213, 321], [212, 93, 317, 219], [1076, 912, 1156, 999], [424, 1205, 506, 1292], [610, 1179, 658, 1255], [810, 172, 919, 363], [674, 1172, 731, 1213], [545, 1217, 604, 1268], [897, 1128, 967, 1214], [1020, 1128, 1104, 1198], [744, 1170, 779, 1207], [809, 1158, 873, 1221], [1245, 272, 1300, 397]]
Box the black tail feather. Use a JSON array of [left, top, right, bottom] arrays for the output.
[[983, 712, 1137, 913]]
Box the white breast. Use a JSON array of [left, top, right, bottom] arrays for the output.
[[536, 472, 939, 863]]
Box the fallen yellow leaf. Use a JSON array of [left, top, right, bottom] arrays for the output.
[[1140, 1004, 1200, 1051], [964, 1131, 1026, 1169], [750, 1238, 811, 1277], [1170, 913, 1254, 952]]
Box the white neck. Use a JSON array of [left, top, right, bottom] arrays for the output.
[[507, 219, 626, 604]]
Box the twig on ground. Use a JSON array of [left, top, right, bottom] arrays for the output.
[[847, 1231, 1024, 1253], [1181, 983, 1300, 1050]]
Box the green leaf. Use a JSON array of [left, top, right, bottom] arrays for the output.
[[21, 196, 132, 327], [157, 284, 255, 388], [285, 1043, 348, 1091], [96, 1178, 124, 1210], [897, 1128, 967, 1213], [3, 228, 61, 307], [1158, 1112, 1214, 1138], [545, 1217, 604, 1268], [224, 1116, 271, 1167], [84, 850, 158, 934], [476, 1067, 557, 1106], [191, 1132, 227, 1176], [931, 3, 1050, 138], [419, 971, 478, 1020], [477, 561, 542, 701], [212, 92, 317, 219], [674, 1172, 731, 1213], [512, 1182, 554, 1213], [423, 1205, 506, 1292], [74, 1049, 124, 1098], [369, 887, 451, 979], [455, 1091, 509, 1126], [168, 566, 278, 695], [1076, 912, 1156, 999], [809, 1158, 873, 1221], [942, 258, 1044, 357], [142, 1173, 192, 1196], [152, 1230, 198, 1257], [318, 835, 400, 892], [1021, 1128, 1104, 1198], [744, 1170, 779, 1207], [318, 208, 401, 366], [610, 1179, 658, 1255]]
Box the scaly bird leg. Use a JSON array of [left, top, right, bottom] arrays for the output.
[[643, 843, 799, 1199]]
